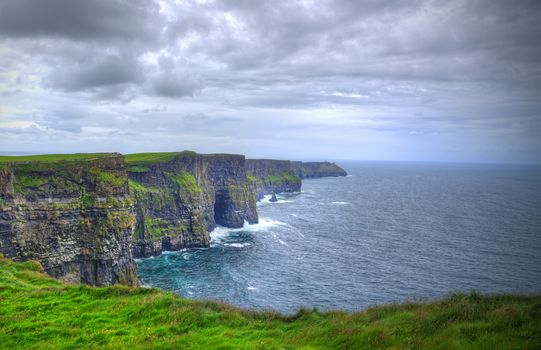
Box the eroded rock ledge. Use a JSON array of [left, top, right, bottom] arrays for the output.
[[126, 152, 258, 258], [0, 154, 138, 286], [0, 152, 346, 285]]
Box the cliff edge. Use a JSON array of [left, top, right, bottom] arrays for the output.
[[0, 153, 138, 286], [292, 161, 347, 178], [125, 152, 258, 258], [0, 152, 347, 285]]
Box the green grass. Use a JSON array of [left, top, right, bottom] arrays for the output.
[[145, 218, 173, 239], [126, 165, 151, 173], [264, 171, 301, 186], [13, 174, 51, 194], [80, 187, 94, 209], [246, 174, 261, 184], [128, 179, 158, 194], [0, 257, 540, 349], [169, 171, 201, 196], [0, 153, 112, 163], [124, 151, 196, 164], [89, 168, 125, 187]]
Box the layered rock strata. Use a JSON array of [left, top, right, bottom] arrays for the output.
[[125, 152, 258, 258], [244, 159, 302, 200], [0, 152, 346, 285], [0, 154, 138, 286], [292, 161, 347, 178]]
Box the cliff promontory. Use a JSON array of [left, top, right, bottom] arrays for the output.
[[125, 152, 258, 258], [0, 154, 138, 286], [292, 161, 347, 178], [0, 152, 346, 286], [245, 159, 302, 200]]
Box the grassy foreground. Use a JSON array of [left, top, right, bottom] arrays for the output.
[[0, 257, 539, 349]]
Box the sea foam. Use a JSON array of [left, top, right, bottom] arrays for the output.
[[209, 217, 287, 245]]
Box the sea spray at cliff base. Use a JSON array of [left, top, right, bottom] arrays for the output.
[[137, 161, 541, 313]]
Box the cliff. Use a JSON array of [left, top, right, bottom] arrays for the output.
[[125, 152, 258, 258], [0, 151, 346, 285], [0, 154, 138, 286], [292, 161, 347, 178], [245, 159, 302, 200]]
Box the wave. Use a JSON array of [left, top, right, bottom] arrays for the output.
[[224, 242, 252, 248], [210, 217, 288, 245], [258, 193, 299, 206], [332, 201, 349, 205], [257, 194, 273, 205], [161, 250, 179, 255]]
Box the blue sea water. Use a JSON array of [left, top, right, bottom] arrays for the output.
[[137, 162, 541, 314]]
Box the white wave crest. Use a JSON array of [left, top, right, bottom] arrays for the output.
[[332, 201, 349, 205], [224, 242, 252, 248], [209, 217, 288, 245]]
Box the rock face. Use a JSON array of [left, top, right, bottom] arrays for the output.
[[0, 151, 346, 285], [245, 159, 302, 200], [292, 161, 347, 178], [0, 154, 138, 286], [126, 152, 258, 258]]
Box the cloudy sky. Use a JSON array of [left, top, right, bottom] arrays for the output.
[[0, 0, 540, 163]]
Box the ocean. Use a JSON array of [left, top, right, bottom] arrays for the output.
[[137, 161, 541, 314]]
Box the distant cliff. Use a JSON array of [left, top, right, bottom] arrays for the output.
[[0, 152, 346, 285], [245, 159, 301, 200], [0, 154, 138, 286], [126, 152, 258, 258], [292, 161, 347, 178]]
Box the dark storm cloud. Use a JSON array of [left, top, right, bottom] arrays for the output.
[[2, 0, 540, 100], [49, 54, 144, 92], [150, 72, 203, 98], [0, 0, 161, 42], [1, 0, 540, 162]]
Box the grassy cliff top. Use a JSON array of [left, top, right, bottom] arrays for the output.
[[0, 256, 539, 349], [0, 153, 114, 164], [124, 151, 245, 165], [124, 151, 196, 164], [1, 152, 247, 166]]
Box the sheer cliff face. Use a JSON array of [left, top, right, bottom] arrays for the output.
[[0, 155, 138, 286], [0, 152, 345, 285], [126, 153, 258, 258], [245, 159, 302, 200], [292, 161, 347, 178]]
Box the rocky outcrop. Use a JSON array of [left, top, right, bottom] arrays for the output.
[[0, 151, 347, 285], [245, 159, 302, 200], [0, 154, 138, 286], [292, 161, 347, 178], [126, 152, 258, 258]]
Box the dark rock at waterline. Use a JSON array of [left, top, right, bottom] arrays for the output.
[[270, 193, 278, 202]]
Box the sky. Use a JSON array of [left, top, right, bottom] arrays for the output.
[[0, 0, 540, 163]]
